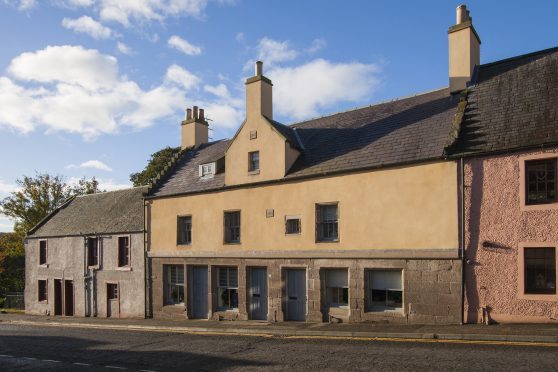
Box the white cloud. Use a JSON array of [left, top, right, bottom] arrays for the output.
[[235, 32, 245, 43], [168, 35, 202, 56], [306, 38, 326, 54], [0, 45, 189, 139], [99, 0, 210, 26], [67, 176, 131, 192], [165, 64, 200, 90], [57, 0, 95, 7], [2, 0, 36, 10], [67, 160, 113, 171], [62, 16, 114, 40], [269, 59, 382, 120], [257, 37, 297, 66], [116, 41, 133, 55], [0, 179, 17, 197]]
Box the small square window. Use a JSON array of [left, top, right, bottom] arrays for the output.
[[39, 240, 47, 265], [38, 280, 47, 302], [285, 217, 301, 235], [107, 283, 119, 300], [224, 211, 240, 244], [525, 158, 557, 205], [248, 151, 260, 172], [177, 216, 192, 245], [316, 203, 339, 242], [199, 163, 214, 178], [250, 130, 257, 140], [118, 236, 130, 267], [524, 247, 556, 294]]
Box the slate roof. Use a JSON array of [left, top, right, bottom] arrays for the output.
[[446, 47, 558, 156], [28, 187, 147, 238], [150, 87, 459, 197]]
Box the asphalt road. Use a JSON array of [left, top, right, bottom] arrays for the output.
[[0, 324, 557, 371]]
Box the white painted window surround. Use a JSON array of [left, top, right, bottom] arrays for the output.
[[199, 163, 215, 178]]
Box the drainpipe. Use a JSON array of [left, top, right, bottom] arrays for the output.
[[83, 236, 89, 317], [460, 157, 466, 325], [143, 199, 149, 318]]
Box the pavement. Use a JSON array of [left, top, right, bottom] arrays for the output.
[[1, 312, 558, 345]]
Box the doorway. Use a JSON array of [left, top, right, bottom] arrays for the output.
[[64, 280, 74, 316], [107, 283, 119, 318], [189, 266, 208, 319], [284, 269, 307, 321], [54, 279, 63, 316], [247, 267, 268, 320]]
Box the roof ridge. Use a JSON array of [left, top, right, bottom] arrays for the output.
[[289, 86, 448, 128], [75, 185, 144, 198], [479, 46, 558, 70]]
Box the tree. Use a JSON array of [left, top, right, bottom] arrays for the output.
[[130, 146, 181, 186], [0, 232, 25, 295]]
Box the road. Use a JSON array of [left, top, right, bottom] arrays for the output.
[[0, 323, 557, 371]]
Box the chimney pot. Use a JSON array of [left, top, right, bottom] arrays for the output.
[[186, 108, 192, 120], [456, 4, 468, 24], [193, 106, 199, 120], [255, 61, 263, 76], [199, 108, 205, 121]]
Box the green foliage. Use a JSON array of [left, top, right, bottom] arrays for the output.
[[0, 232, 25, 294], [130, 146, 181, 186]]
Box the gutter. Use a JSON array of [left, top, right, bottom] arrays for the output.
[[460, 157, 466, 325]]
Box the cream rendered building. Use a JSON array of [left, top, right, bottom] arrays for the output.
[[145, 7, 480, 324]]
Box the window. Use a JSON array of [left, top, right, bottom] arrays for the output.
[[248, 151, 260, 172], [316, 204, 339, 242], [365, 270, 403, 311], [177, 216, 192, 245], [165, 265, 184, 305], [199, 163, 214, 178], [118, 236, 130, 267], [38, 280, 47, 302], [224, 211, 241, 244], [324, 269, 348, 307], [526, 158, 557, 205], [39, 240, 47, 265], [524, 247, 556, 294], [217, 267, 238, 310], [285, 217, 301, 235], [107, 283, 118, 300], [87, 237, 98, 267]]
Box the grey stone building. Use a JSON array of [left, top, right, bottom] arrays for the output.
[[25, 187, 146, 318]]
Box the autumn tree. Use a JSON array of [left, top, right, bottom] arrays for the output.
[[130, 146, 181, 186]]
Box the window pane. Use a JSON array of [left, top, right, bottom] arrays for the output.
[[366, 270, 403, 310], [286, 218, 301, 234], [178, 216, 192, 245], [524, 247, 556, 294], [526, 159, 557, 205], [224, 212, 240, 243], [316, 204, 339, 241]]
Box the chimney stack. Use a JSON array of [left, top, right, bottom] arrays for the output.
[[448, 4, 481, 93], [245, 60, 273, 120], [181, 106, 208, 150]]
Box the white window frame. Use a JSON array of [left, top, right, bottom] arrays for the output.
[[199, 163, 215, 178], [217, 267, 239, 311]]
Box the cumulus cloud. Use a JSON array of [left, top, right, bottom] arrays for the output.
[[269, 59, 382, 120], [116, 41, 134, 55], [62, 16, 114, 39], [0, 45, 189, 139], [257, 37, 297, 66], [67, 160, 113, 171], [99, 0, 210, 26], [56, 0, 94, 7], [2, 0, 36, 11], [165, 64, 200, 90], [168, 35, 202, 56]]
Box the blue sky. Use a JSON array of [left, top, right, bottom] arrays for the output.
[[1, 0, 557, 231]]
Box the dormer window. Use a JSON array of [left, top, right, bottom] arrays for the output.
[[249, 151, 260, 172], [199, 163, 215, 178]]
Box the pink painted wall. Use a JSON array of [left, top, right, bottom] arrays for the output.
[[464, 148, 558, 323]]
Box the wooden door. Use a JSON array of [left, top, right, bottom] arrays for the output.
[[285, 269, 306, 321], [190, 266, 208, 319], [64, 280, 74, 316], [107, 283, 119, 318], [248, 267, 268, 320], [54, 279, 63, 316]]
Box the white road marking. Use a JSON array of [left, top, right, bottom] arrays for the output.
[[23, 357, 37, 360], [105, 366, 127, 370], [42, 359, 62, 363], [73, 362, 91, 366], [0, 354, 14, 358]]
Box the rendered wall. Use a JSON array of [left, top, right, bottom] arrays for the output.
[[464, 149, 558, 323], [25, 233, 145, 318], [149, 161, 459, 256]]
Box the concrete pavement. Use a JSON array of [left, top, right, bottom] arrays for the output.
[[2, 313, 558, 345]]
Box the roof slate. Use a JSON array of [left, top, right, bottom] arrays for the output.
[[28, 187, 147, 238], [447, 47, 558, 156], [151, 88, 459, 197]]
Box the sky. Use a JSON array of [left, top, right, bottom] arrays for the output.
[[1, 0, 558, 232]]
